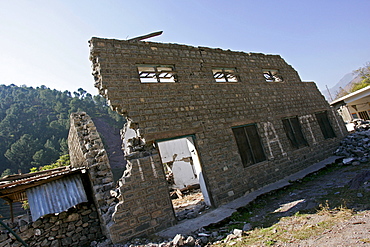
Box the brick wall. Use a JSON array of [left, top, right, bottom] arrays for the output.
[[88, 38, 347, 240], [109, 154, 176, 243], [68, 112, 116, 239], [68, 112, 176, 243]]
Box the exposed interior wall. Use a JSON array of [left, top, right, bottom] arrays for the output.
[[158, 138, 199, 189], [157, 136, 211, 206]]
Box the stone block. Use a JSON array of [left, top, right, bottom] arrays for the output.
[[66, 213, 80, 223]]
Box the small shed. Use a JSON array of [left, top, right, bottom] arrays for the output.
[[0, 166, 88, 222]]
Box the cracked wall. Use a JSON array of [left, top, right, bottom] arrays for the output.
[[88, 37, 347, 242], [68, 112, 175, 243]]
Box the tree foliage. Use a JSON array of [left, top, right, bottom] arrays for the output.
[[350, 62, 370, 93], [0, 84, 123, 174]]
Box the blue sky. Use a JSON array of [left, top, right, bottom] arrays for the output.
[[0, 0, 369, 96]]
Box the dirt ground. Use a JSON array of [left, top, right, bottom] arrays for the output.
[[213, 161, 370, 246]]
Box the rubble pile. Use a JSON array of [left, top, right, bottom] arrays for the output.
[[93, 223, 250, 247], [352, 119, 370, 132], [175, 202, 208, 221], [334, 129, 370, 165]]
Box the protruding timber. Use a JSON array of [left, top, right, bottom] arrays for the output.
[[127, 31, 163, 42]]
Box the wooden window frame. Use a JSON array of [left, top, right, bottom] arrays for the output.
[[232, 124, 266, 167], [315, 111, 336, 139], [282, 116, 308, 149]]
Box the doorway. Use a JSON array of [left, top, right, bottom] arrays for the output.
[[157, 136, 211, 220]]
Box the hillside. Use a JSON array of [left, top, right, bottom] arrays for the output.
[[0, 84, 124, 176], [322, 64, 370, 101]]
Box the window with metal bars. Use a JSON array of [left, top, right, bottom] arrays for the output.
[[232, 124, 266, 167], [263, 69, 284, 82], [315, 111, 336, 139], [137, 65, 177, 83], [282, 116, 308, 149], [212, 68, 239, 83], [358, 111, 370, 120]]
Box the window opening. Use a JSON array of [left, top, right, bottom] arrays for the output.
[[282, 116, 308, 149], [358, 111, 370, 120], [137, 65, 177, 83], [315, 111, 336, 139], [351, 113, 358, 119], [212, 68, 238, 82], [232, 124, 266, 167], [263, 69, 283, 82]]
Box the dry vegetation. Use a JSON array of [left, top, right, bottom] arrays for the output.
[[209, 162, 370, 247]]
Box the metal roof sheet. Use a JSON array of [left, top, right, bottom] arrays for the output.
[[27, 174, 88, 221]]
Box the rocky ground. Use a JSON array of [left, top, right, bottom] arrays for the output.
[[93, 130, 370, 247]]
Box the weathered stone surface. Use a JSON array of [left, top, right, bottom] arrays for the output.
[[66, 213, 79, 222], [90, 36, 345, 216], [335, 130, 370, 165], [68, 112, 116, 241], [242, 223, 252, 232], [0, 203, 102, 247]]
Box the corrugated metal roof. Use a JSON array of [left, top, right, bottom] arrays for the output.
[[27, 174, 88, 221], [0, 166, 85, 203]]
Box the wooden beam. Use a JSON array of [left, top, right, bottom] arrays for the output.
[[128, 31, 163, 42]]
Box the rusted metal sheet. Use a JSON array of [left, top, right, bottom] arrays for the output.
[[26, 174, 88, 221]]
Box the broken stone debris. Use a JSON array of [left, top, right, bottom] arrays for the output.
[[334, 129, 370, 164], [91, 220, 250, 247]]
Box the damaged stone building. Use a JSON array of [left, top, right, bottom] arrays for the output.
[[0, 36, 348, 246], [87, 36, 347, 242]]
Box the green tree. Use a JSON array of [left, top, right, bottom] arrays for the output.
[[5, 134, 41, 172], [1, 168, 12, 178], [0, 84, 123, 175], [351, 62, 370, 93]]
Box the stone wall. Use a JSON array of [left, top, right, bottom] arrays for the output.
[[68, 112, 176, 243], [89, 37, 347, 208], [0, 202, 103, 247], [108, 153, 176, 243], [68, 112, 117, 240]]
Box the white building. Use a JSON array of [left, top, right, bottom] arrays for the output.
[[330, 85, 370, 124]]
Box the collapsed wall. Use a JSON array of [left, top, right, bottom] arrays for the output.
[[68, 112, 176, 243], [68, 112, 116, 239], [87, 37, 347, 243]]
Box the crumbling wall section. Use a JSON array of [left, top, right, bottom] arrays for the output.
[[108, 153, 176, 243], [0, 202, 103, 247], [68, 112, 175, 243], [106, 117, 176, 243], [68, 112, 117, 240], [89, 38, 347, 208]]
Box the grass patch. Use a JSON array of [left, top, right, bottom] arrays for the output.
[[209, 161, 369, 246], [213, 205, 354, 246]]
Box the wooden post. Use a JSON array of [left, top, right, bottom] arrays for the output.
[[10, 201, 14, 223]]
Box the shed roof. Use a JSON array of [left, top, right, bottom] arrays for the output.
[[0, 166, 85, 203]]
